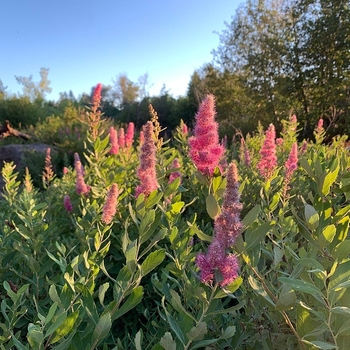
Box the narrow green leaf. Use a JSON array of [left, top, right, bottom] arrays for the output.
[[304, 204, 319, 230], [49, 310, 79, 344], [92, 313, 112, 346], [112, 286, 143, 321], [302, 340, 337, 349], [278, 277, 322, 296], [242, 205, 261, 228], [190, 339, 218, 349], [45, 302, 58, 325], [331, 306, 350, 316], [45, 311, 67, 338], [206, 194, 220, 219], [170, 290, 196, 321], [141, 250, 165, 277], [245, 222, 271, 251], [98, 283, 110, 306]]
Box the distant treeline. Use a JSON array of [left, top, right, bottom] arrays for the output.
[[1, 0, 349, 141]]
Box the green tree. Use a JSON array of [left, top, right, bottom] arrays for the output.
[[15, 67, 52, 101]]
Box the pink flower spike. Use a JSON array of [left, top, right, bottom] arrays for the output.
[[102, 184, 119, 224], [125, 122, 135, 148], [64, 195, 73, 213], [189, 94, 225, 176], [257, 124, 277, 180], [135, 121, 159, 197], [109, 127, 119, 155], [118, 128, 125, 148], [285, 142, 298, 179], [92, 83, 102, 109]]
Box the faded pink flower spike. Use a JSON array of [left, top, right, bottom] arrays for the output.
[[102, 184, 119, 224], [135, 121, 159, 197], [125, 122, 135, 148], [109, 126, 119, 155], [196, 162, 242, 287], [257, 124, 277, 180], [64, 195, 73, 213], [189, 95, 225, 176], [168, 158, 181, 184], [215, 162, 243, 247], [139, 130, 144, 145], [317, 119, 324, 132], [43, 148, 54, 185], [118, 128, 125, 148]]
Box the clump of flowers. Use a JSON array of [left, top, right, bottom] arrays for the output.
[[135, 121, 159, 197], [168, 158, 181, 184], [257, 123, 277, 180], [109, 126, 119, 155], [189, 95, 225, 176], [196, 162, 242, 287], [102, 184, 119, 224]]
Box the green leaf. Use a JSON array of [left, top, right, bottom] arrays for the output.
[[141, 250, 165, 277], [170, 290, 196, 322], [276, 284, 296, 311], [278, 277, 322, 296], [242, 205, 261, 228], [214, 276, 243, 298], [331, 306, 350, 316], [139, 210, 155, 237], [190, 339, 218, 349], [302, 340, 337, 349], [186, 322, 207, 341], [162, 297, 185, 345], [319, 224, 336, 249], [322, 159, 339, 196], [45, 302, 58, 325], [98, 283, 110, 306], [245, 222, 271, 251], [11, 334, 28, 350], [304, 204, 319, 230], [159, 332, 176, 350], [206, 194, 220, 219], [332, 241, 350, 261], [49, 310, 79, 344], [219, 326, 236, 339], [135, 330, 143, 350], [112, 286, 144, 321], [188, 222, 213, 243], [27, 323, 44, 346], [248, 275, 275, 306], [91, 313, 112, 346]]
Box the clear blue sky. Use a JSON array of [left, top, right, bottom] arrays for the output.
[[1, 0, 241, 101]]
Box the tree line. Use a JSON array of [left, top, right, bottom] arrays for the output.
[[1, 0, 349, 141]]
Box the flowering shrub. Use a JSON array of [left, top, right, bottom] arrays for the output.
[[1, 92, 350, 349]]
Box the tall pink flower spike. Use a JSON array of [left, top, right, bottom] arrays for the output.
[[189, 95, 225, 176]]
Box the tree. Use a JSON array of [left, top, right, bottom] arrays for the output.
[[15, 67, 52, 101], [111, 74, 140, 107]]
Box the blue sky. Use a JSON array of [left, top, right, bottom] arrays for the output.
[[1, 0, 241, 101]]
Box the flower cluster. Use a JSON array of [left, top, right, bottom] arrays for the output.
[[257, 124, 277, 180], [135, 121, 159, 197], [189, 95, 225, 176], [74, 153, 90, 195], [196, 162, 242, 287], [42, 147, 54, 186], [125, 122, 135, 148]]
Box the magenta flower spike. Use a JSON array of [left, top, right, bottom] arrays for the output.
[[257, 124, 277, 180], [64, 195, 73, 213], [189, 95, 225, 176], [109, 126, 119, 155], [102, 184, 119, 224], [196, 162, 242, 287], [125, 122, 135, 148], [317, 119, 324, 132], [135, 121, 159, 197]]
